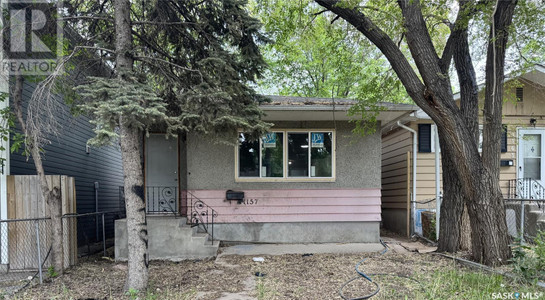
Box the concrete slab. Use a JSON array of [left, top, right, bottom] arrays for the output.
[[218, 243, 384, 257]]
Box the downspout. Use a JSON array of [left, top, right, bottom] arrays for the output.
[[397, 121, 417, 236], [94, 182, 99, 241], [434, 129, 441, 240]]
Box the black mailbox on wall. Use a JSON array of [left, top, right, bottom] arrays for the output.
[[226, 190, 245, 204], [500, 159, 514, 167]]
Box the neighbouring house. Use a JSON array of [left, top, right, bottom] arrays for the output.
[[0, 77, 125, 250], [381, 64, 545, 237], [115, 96, 416, 260]]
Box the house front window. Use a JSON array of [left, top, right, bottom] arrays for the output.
[[236, 130, 335, 182]]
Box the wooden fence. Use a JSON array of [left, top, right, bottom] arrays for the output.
[[5, 175, 77, 270]]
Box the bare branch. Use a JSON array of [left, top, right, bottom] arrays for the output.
[[60, 16, 114, 22], [313, 9, 328, 16], [132, 21, 197, 25]]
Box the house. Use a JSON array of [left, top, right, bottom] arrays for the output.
[[381, 64, 545, 237], [0, 77, 125, 248], [115, 96, 416, 260]]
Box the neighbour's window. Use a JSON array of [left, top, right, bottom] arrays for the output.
[[237, 130, 334, 180], [478, 125, 508, 153]]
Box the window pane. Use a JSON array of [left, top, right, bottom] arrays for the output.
[[261, 132, 283, 177], [288, 133, 309, 177], [311, 132, 332, 177], [239, 133, 259, 177]]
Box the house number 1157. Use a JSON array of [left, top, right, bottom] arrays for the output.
[[242, 198, 258, 205]]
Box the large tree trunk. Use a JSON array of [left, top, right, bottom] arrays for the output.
[[316, 0, 515, 265], [119, 120, 148, 291], [468, 0, 517, 264], [438, 0, 479, 252], [12, 75, 64, 274], [114, 0, 149, 291], [437, 144, 464, 252]]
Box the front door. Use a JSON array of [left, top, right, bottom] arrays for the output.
[[145, 134, 179, 213], [518, 129, 545, 197]]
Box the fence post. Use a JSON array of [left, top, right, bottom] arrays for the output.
[[34, 220, 43, 284], [520, 200, 525, 243], [211, 212, 214, 245], [102, 213, 106, 257]]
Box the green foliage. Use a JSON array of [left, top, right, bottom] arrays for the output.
[[47, 266, 59, 278], [0, 92, 27, 166], [252, 0, 409, 102], [510, 231, 545, 283], [68, 0, 272, 144], [422, 268, 539, 300], [76, 74, 169, 146], [125, 288, 140, 300], [251, 0, 415, 136]]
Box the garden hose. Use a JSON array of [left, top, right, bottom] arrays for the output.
[[338, 239, 425, 300], [21, 246, 52, 290]]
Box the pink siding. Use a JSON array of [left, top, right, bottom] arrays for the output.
[[187, 189, 381, 223]]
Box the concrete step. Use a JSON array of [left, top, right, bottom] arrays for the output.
[[115, 217, 220, 261], [528, 210, 545, 222]]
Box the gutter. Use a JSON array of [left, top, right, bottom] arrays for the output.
[[397, 121, 417, 237]]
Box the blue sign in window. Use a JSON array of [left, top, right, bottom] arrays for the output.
[[262, 133, 277, 148], [311, 133, 324, 148]]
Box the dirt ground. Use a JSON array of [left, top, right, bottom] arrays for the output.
[[9, 239, 458, 300]]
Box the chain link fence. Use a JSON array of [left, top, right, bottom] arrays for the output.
[[0, 210, 124, 295], [505, 199, 545, 243], [0, 218, 51, 294], [62, 211, 125, 258]]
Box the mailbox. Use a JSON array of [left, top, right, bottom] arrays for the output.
[[226, 190, 245, 204], [500, 159, 514, 167]]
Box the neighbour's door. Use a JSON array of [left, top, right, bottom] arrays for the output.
[[145, 134, 179, 213], [518, 129, 545, 197]]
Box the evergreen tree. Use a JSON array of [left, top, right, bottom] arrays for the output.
[[60, 0, 270, 291]]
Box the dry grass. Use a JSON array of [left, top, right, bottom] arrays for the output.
[[10, 246, 542, 300]]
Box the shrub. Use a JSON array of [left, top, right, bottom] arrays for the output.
[[510, 231, 545, 283]]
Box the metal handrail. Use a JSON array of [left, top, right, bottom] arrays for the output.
[[119, 186, 179, 215], [507, 178, 545, 202], [185, 190, 218, 244], [61, 210, 125, 218], [0, 217, 51, 223]]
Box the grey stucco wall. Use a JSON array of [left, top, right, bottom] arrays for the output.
[[185, 121, 381, 190]]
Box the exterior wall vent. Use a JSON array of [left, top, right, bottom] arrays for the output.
[[516, 87, 523, 102]]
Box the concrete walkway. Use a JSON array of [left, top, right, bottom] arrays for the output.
[[218, 243, 385, 257]]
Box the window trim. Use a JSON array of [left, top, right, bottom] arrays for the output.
[[478, 124, 508, 153], [235, 129, 336, 182]]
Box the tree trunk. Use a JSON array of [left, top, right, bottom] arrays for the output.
[[315, 0, 515, 265], [466, 172, 511, 264], [438, 0, 479, 252], [437, 144, 464, 252], [12, 75, 64, 274], [460, 204, 472, 251], [114, 0, 149, 291], [119, 120, 148, 291], [466, 0, 517, 265]]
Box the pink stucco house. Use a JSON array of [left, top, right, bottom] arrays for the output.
[[115, 96, 415, 260]]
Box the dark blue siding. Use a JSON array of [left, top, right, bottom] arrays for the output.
[[10, 81, 124, 244]]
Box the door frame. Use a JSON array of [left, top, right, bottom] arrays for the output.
[[517, 127, 545, 184], [143, 133, 181, 214]]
